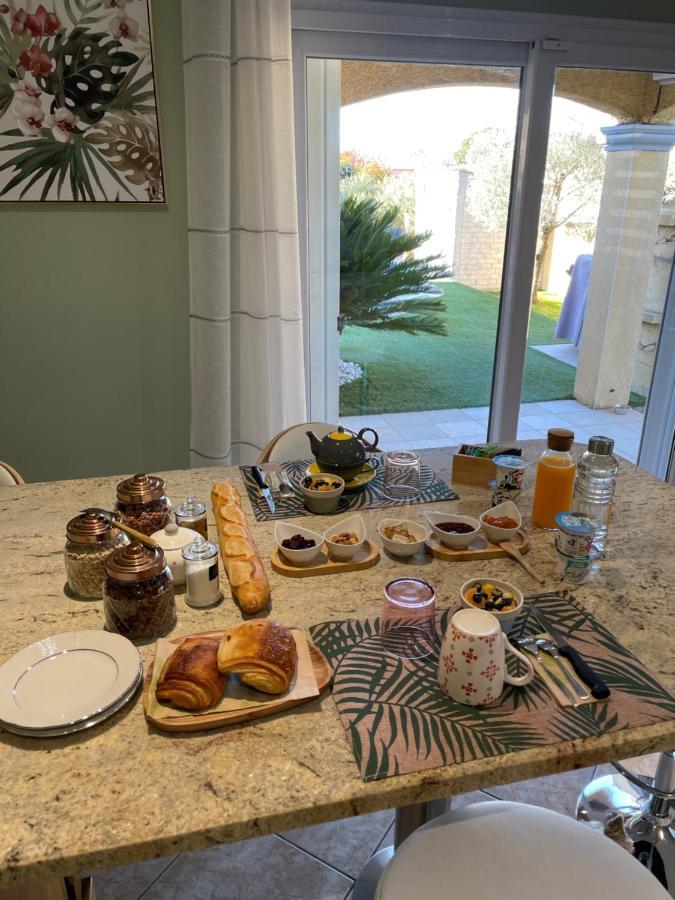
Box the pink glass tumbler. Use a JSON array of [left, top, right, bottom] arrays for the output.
[[381, 577, 437, 660]]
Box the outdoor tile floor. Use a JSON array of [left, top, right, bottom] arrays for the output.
[[341, 399, 644, 463], [91, 754, 659, 899]]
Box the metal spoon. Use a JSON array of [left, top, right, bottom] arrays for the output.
[[515, 637, 579, 706], [278, 471, 295, 499], [536, 638, 590, 701]]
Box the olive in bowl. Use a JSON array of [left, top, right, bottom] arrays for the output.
[[460, 577, 524, 633], [274, 522, 323, 565], [299, 474, 345, 514]]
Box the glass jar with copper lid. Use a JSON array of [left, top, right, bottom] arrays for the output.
[[103, 542, 176, 642], [115, 473, 171, 536], [65, 512, 129, 600]]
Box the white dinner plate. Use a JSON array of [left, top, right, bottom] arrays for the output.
[[0, 631, 142, 730], [0, 669, 143, 738]]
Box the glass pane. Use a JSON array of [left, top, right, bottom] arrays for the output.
[[309, 59, 522, 450], [518, 67, 675, 465]]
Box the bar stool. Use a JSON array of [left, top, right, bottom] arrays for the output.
[[373, 801, 670, 899]]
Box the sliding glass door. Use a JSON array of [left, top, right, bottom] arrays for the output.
[[294, 33, 529, 448]]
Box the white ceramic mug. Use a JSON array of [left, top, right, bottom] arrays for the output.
[[438, 608, 534, 706]]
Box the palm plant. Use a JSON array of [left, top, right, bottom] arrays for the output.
[[340, 196, 451, 335]]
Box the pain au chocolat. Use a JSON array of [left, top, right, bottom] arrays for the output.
[[156, 637, 225, 711], [217, 620, 297, 695]]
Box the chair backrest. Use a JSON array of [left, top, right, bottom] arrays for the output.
[[0, 460, 25, 486], [258, 422, 338, 463]]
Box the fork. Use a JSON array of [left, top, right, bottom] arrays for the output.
[[516, 637, 579, 707], [536, 638, 590, 702]]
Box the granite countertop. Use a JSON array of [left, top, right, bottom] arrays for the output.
[[0, 441, 673, 886]]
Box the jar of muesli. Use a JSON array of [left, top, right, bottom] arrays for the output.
[[115, 473, 171, 536], [65, 512, 129, 600], [103, 542, 176, 643]]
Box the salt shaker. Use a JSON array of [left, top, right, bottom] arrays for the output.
[[182, 537, 222, 608]]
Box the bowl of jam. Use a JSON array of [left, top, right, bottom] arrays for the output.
[[423, 511, 481, 549], [479, 500, 522, 543]]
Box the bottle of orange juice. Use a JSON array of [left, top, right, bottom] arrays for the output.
[[532, 429, 576, 529]]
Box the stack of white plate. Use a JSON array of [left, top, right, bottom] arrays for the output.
[[0, 631, 142, 737]]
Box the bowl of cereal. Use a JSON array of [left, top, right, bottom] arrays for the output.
[[378, 517, 428, 558], [460, 577, 523, 633], [299, 473, 345, 514], [324, 514, 366, 560]]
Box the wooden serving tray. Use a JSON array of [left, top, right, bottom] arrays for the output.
[[426, 529, 530, 561], [143, 630, 332, 733], [271, 539, 380, 578]]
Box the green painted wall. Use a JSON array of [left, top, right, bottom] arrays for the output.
[[379, 0, 675, 23], [0, 0, 190, 484]]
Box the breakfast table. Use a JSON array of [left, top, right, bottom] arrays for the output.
[[0, 440, 673, 894]]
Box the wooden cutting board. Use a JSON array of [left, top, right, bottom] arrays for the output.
[[426, 529, 530, 562], [143, 629, 332, 733], [271, 539, 380, 578]]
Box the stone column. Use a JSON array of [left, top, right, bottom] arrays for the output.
[[574, 124, 675, 408]]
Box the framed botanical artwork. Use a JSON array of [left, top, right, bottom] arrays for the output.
[[0, 0, 165, 202]]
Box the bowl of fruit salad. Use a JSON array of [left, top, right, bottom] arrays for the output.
[[460, 577, 524, 633], [299, 473, 345, 514]]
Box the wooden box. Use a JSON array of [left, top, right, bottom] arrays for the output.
[[451, 453, 496, 487]]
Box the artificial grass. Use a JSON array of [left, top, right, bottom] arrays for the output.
[[340, 282, 577, 415]]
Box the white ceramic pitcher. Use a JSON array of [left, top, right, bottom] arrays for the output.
[[438, 607, 534, 706]]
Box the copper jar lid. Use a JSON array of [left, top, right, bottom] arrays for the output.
[[105, 541, 166, 582], [66, 511, 120, 544], [116, 473, 166, 504], [547, 428, 574, 451]]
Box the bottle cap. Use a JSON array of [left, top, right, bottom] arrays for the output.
[[66, 511, 120, 544], [116, 473, 166, 504], [175, 497, 206, 518], [105, 541, 166, 582], [588, 435, 614, 455], [182, 536, 218, 561], [547, 428, 574, 451]]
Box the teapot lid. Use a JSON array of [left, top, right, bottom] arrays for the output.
[[328, 427, 353, 441]]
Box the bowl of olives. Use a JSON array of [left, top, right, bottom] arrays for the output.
[[459, 577, 524, 633]]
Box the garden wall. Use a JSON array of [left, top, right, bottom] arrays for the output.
[[453, 169, 506, 291]]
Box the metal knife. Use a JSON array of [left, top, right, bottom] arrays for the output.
[[531, 605, 611, 700], [251, 466, 275, 514]]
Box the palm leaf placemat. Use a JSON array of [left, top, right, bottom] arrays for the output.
[[240, 457, 458, 521], [310, 591, 675, 782]]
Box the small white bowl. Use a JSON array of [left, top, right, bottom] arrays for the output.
[[378, 517, 428, 558], [324, 514, 366, 561], [424, 511, 481, 549], [274, 521, 324, 566], [460, 577, 524, 633], [299, 473, 345, 514], [479, 500, 522, 544]]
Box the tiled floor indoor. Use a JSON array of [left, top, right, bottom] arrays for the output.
[[91, 754, 659, 899], [341, 399, 644, 463]]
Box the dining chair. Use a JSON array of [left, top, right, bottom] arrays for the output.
[[372, 800, 670, 899], [0, 460, 25, 486], [257, 422, 338, 464]]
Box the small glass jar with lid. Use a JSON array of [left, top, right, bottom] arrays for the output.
[[174, 497, 208, 540], [103, 542, 176, 642], [65, 512, 129, 600], [115, 473, 171, 536], [182, 536, 222, 608]]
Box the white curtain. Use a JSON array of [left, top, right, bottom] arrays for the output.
[[182, 0, 307, 467]]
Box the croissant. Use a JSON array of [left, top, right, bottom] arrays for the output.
[[156, 637, 225, 710], [217, 620, 297, 695], [211, 481, 271, 614]]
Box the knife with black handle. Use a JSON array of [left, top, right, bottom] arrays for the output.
[[531, 605, 611, 700], [251, 466, 275, 514]]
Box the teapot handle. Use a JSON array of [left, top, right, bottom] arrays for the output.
[[357, 427, 379, 450]]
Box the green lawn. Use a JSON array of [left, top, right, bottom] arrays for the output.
[[339, 282, 574, 416]]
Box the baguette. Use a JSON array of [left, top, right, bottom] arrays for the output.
[[211, 481, 271, 614]]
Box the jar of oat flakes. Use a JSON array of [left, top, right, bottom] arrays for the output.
[[115, 474, 171, 536], [65, 512, 129, 600]]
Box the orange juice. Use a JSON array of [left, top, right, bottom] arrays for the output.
[[531, 428, 576, 529], [531, 455, 576, 529]]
